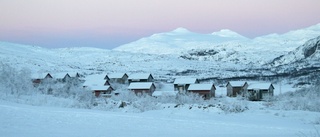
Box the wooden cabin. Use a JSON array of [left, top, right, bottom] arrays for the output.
[[90, 86, 114, 97], [173, 78, 199, 93], [83, 74, 111, 88], [187, 84, 216, 99], [128, 73, 154, 84], [128, 82, 156, 95], [247, 83, 274, 101], [226, 81, 248, 97], [108, 73, 128, 84]]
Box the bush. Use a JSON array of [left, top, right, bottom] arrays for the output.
[[273, 80, 320, 112], [0, 63, 94, 109], [219, 98, 249, 113]]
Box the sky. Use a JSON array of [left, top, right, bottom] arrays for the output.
[[0, 0, 320, 49]]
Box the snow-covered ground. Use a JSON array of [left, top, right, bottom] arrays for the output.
[[1, 23, 320, 137], [0, 100, 319, 137]]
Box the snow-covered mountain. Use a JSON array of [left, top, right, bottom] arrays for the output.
[[1, 23, 320, 81], [114, 24, 320, 56], [271, 35, 320, 66], [113, 28, 249, 54]]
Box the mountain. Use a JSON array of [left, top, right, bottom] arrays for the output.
[[114, 24, 320, 55], [1, 24, 320, 81], [211, 29, 249, 40], [113, 28, 249, 54], [271, 35, 320, 66]]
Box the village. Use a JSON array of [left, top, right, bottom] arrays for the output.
[[31, 72, 275, 101]]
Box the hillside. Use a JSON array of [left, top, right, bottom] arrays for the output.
[[1, 24, 320, 82]]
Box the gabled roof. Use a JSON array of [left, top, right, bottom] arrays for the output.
[[227, 81, 247, 87], [67, 72, 80, 78], [90, 85, 113, 91], [128, 73, 153, 80], [52, 73, 70, 79], [128, 82, 155, 89], [83, 74, 109, 86], [108, 73, 128, 79], [174, 78, 198, 84], [248, 83, 274, 90], [104, 75, 110, 80], [188, 84, 216, 90], [85, 74, 106, 80], [83, 80, 108, 87], [31, 73, 52, 79]]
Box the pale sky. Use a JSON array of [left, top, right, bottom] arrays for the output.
[[0, 0, 320, 49]]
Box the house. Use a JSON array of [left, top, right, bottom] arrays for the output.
[[108, 73, 128, 84], [173, 78, 199, 93], [128, 73, 154, 83], [247, 83, 274, 101], [83, 74, 111, 88], [187, 84, 216, 99], [128, 82, 156, 95], [226, 81, 248, 97], [31, 73, 53, 84], [83, 80, 110, 88], [90, 86, 114, 97]]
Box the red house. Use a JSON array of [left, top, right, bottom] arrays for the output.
[[128, 82, 156, 95], [188, 84, 216, 99], [90, 86, 114, 97]]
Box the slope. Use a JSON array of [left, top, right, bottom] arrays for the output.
[[0, 100, 317, 137]]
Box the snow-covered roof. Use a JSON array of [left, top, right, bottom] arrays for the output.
[[227, 81, 247, 87], [52, 73, 69, 79], [31, 73, 51, 79], [128, 73, 152, 80], [128, 82, 154, 89], [67, 72, 80, 77], [248, 83, 273, 89], [152, 91, 178, 97], [83, 74, 109, 86], [174, 78, 198, 84], [85, 74, 106, 80], [188, 84, 215, 90], [108, 73, 127, 79], [89, 85, 112, 91], [83, 80, 107, 87]]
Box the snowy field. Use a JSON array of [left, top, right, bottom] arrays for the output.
[[1, 100, 319, 137]]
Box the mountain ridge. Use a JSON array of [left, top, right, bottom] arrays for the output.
[[114, 23, 320, 55]]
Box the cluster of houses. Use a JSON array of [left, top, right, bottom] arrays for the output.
[[31, 72, 274, 101]]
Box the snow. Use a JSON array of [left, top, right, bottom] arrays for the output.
[[90, 85, 111, 91], [108, 73, 127, 79], [67, 72, 80, 78], [128, 82, 154, 89], [113, 24, 320, 66], [248, 83, 273, 89], [0, 100, 318, 137], [52, 72, 69, 79], [31, 73, 51, 79], [83, 74, 108, 86], [188, 84, 214, 90], [128, 73, 152, 80], [227, 81, 247, 87], [173, 78, 198, 84], [152, 90, 178, 97], [1, 27, 320, 136]]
